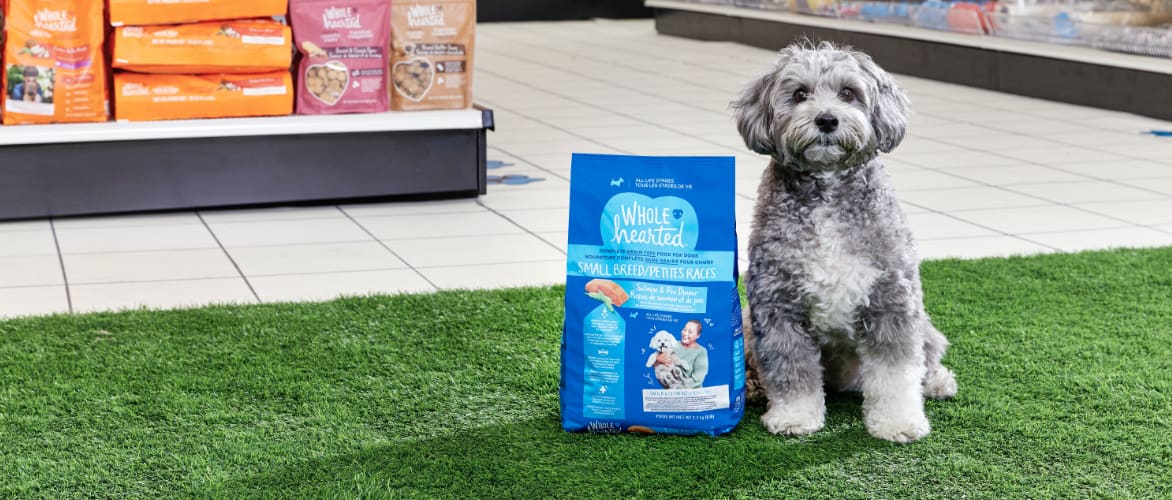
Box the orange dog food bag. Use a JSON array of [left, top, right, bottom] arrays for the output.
[[113, 71, 293, 122], [107, 0, 288, 27], [3, 0, 109, 124], [113, 20, 293, 75]]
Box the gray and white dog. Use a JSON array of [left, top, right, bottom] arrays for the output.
[[732, 41, 957, 443]]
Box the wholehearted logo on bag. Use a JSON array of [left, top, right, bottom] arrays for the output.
[[391, 56, 434, 102], [601, 193, 700, 251], [304, 60, 349, 105]]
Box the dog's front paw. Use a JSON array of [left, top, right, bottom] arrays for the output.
[[923, 367, 957, 400], [864, 410, 931, 443], [761, 401, 825, 436]]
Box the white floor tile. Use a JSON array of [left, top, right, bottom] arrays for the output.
[[1094, 142, 1172, 160], [1022, 227, 1172, 253], [890, 150, 1023, 169], [52, 212, 202, 229], [0, 255, 64, 287], [890, 170, 979, 191], [537, 232, 569, 253], [898, 186, 1047, 212], [497, 208, 570, 233], [1048, 159, 1172, 180], [1007, 181, 1166, 204], [422, 260, 565, 290], [56, 224, 219, 254], [340, 199, 486, 217], [63, 249, 238, 284], [388, 234, 564, 268], [356, 211, 524, 240], [198, 206, 345, 223], [907, 212, 1000, 239], [1043, 130, 1163, 147], [208, 218, 373, 248], [950, 206, 1125, 234], [228, 242, 406, 277], [0, 286, 70, 318], [946, 164, 1091, 186], [478, 187, 570, 210], [916, 236, 1053, 260], [933, 134, 1066, 152], [0, 220, 50, 232], [0, 228, 59, 257], [1075, 200, 1172, 226], [249, 269, 435, 303], [1117, 177, 1172, 196], [995, 147, 1124, 164], [70, 278, 257, 313]]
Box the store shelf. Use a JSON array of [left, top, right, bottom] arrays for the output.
[[648, 0, 1172, 121], [0, 108, 494, 220], [0, 109, 490, 146]]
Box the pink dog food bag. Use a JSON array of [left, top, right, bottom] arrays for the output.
[[290, 0, 390, 115]]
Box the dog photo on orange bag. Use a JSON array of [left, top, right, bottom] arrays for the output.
[[112, 19, 293, 75], [3, 0, 108, 124]]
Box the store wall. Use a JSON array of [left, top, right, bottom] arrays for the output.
[[478, 0, 652, 22]]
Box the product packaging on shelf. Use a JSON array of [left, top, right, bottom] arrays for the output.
[[291, 0, 391, 115], [107, 0, 287, 27], [112, 71, 292, 122], [390, 0, 476, 111], [112, 20, 293, 75], [3, 0, 109, 124]]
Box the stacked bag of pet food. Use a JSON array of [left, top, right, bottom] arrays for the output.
[[286, 0, 475, 115], [388, 0, 476, 111], [107, 0, 293, 121], [3, 0, 108, 124]]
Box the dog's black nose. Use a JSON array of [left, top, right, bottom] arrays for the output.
[[815, 113, 839, 133]]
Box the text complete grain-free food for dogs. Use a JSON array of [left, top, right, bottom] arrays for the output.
[[561, 154, 746, 436], [291, 0, 390, 115], [3, 0, 108, 124], [390, 0, 475, 110]]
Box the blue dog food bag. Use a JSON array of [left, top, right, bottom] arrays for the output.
[[560, 153, 745, 436]]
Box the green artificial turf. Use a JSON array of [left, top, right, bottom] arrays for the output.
[[2, 247, 1170, 498]]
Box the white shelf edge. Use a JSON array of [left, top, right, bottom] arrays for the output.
[[647, 0, 1172, 75], [0, 109, 489, 147]]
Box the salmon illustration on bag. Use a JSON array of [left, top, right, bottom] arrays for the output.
[[3, 0, 108, 124]]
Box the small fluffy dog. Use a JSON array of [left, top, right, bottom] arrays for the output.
[[732, 41, 957, 443], [646, 330, 690, 389]]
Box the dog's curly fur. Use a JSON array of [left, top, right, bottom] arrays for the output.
[[733, 41, 957, 443]]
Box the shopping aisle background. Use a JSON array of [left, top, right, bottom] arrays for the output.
[[2, 19, 1172, 317]]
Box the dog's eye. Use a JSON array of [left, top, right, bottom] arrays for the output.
[[792, 88, 809, 103], [838, 88, 855, 102]]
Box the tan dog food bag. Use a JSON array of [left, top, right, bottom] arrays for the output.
[[390, 0, 475, 111], [3, 0, 108, 124]]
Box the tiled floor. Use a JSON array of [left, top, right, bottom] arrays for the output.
[[3, 19, 1172, 318]]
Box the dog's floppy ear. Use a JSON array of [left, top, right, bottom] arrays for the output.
[[731, 58, 785, 156], [850, 50, 910, 153]]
